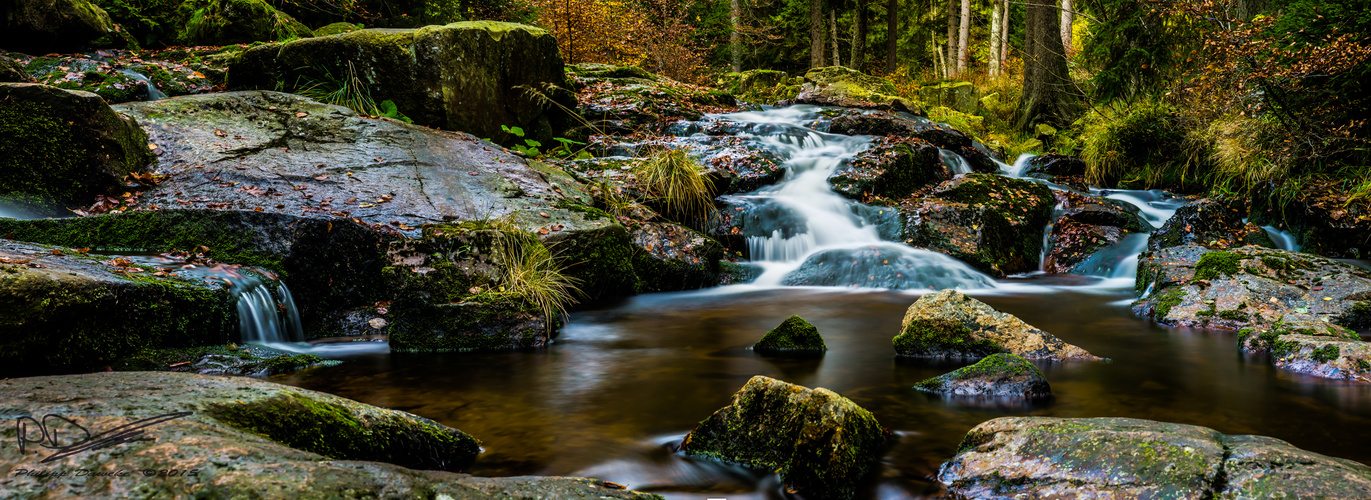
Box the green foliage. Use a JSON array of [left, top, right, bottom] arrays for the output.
[[632, 148, 717, 226], [295, 61, 378, 115], [1074, 100, 1208, 191], [488, 227, 580, 335], [1080, 0, 1201, 101]]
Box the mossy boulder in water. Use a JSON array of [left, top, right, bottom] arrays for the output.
[[828, 110, 1000, 173], [899, 174, 1055, 276], [0, 0, 114, 53], [0, 372, 660, 499], [0, 83, 154, 214], [895, 289, 1101, 361], [940, 416, 1371, 498], [1148, 197, 1274, 251], [753, 315, 827, 354], [781, 66, 921, 114], [829, 136, 945, 200], [681, 375, 887, 500], [182, 0, 313, 46], [227, 22, 576, 146], [0, 239, 235, 377], [914, 353, 1051, 398]]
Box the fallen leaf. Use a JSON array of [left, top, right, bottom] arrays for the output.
[[314, 175, 328, 180], [295, 112, 308, 118]]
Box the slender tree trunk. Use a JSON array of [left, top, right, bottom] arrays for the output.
[[989, 0, 1002, 76], [731, 0, 741, 72], [1060, 0, 1073, 55], [811, 0, 824, 68], [957, 0, 970, 75], [851, 0, 867, 71], [831, 9, 841, 66], [945, 0, 959, 77], [885, 0, 897, 73], [999, 0, 1010, 69], [1016, 0, 1078, 129]]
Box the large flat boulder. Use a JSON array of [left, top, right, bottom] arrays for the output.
[[0, 83, 154, 214], [680, 375, 887, 500], [227, 22, 577, 146], [0, 372, 658, 499], [0, 239, 235, 376], [940, 416, 1371, 499], [896, 289, 1102, 361]]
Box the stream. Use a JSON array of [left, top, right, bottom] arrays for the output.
[[273, 106, 1371, 498]]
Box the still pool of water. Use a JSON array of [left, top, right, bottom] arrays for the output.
[[279, 278, 1371, 499]]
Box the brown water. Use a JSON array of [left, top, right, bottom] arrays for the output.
[[280, 276, 1371, 499]]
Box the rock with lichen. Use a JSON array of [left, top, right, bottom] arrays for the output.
[[0, 372, 659, 499], [914, 353, 1051, 398], [779, 66, 922, 114], [681, 375, 887, 500], [753, 315, 827, 354], [895, 289, 1101, 361], [940, 416, 1371, 499]]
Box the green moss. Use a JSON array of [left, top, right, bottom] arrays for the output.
[[753, 315, 826, 353], [0, 212, 285, 272], [914, 352, 1043, 393], [1194, 251, 1242, 281], [207, 391, 480, 471], [1356, 358, 1370, 371], [1152, 288, 1186, 319], [1218, 309, 1248, 321], [1261, 255, 1289, 271], [0, 100, 104, 210], [894, 318, 1006, 357], [1310, 344, 1340, 363]]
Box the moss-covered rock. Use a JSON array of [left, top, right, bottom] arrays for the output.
[[753, 315, 826, 354], [570, 62, 741, 136], [717, 68, 795, 104], [828, 110, 1000, 172], [0, 55, 30, 82], [782, 66, 921, 114], [829, 136, 945, 200], [681, 375, 887, 500], [896, 289, 1101, 361], [113, 343, 337, 376], [1251, 179, 1371, 259], [0, 239, 235, 376], [900, 174, 1055, 276], [629, 220, 725, 293], [12, 52, 224, 102], [182, 0, 312, 45], [914, 353, 1051, 398], [0, 372, 662, 498], [918, 81, 978, 114], [0, 83, 153, 214], [227, 22, 577, 146], [1042, 190, 1151, 274], [1148, 197, 1274, 251], [312, 21, 362, 37], [0, 0, 114, 53], [940, 416, 1371, 498]]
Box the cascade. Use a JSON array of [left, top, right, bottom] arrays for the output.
[[120, 254, 303, 343], [1263, 226, 1301, 252], [714, 106, 996, 290], [117, 69, 169, 100]]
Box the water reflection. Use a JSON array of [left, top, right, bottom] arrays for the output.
[[279, 287, 1371, 499]]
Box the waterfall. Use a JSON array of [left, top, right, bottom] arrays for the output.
[[940, 148, 973, 175], [117, 69, 168, 100], [117, 254, 303, 343], [711, 105, 995, 290], [1263, 226, 1301, 252]]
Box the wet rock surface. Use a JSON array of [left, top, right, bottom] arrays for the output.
[[571, 63, 741, 135], [896, 289, 1102, 361], [940, 416, 1371, 499], [0, 372, 659, 499], [0, 239, 235, 376], [1148, 197, 1274, 251], [828, 110, 999, 173], [1043, 190, 1151, 274], [914, 353, 1052, 398], [1, 82, 154, 214], [1252, 180, 1371, 259], [681, 375, 887, 500], [900, 173, 1055, 276], [829, 136, 945, 200]]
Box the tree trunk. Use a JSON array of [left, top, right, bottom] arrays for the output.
[[831, 9, 841, 66], [811, 0, 824, 68], [1060, 0, 1073, 55], [731, 0, 741, 72], [851, 0, 867, 71], [1016, 0, 1078, 130], [945, 0, 959, 77], [989, 0, 1002, 76], [999, 0, 1010, 69], [957, 0, 970, 75], [885, 0, 897, 73]]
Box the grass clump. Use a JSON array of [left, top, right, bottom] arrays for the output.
[[488, 229, 581, 337], [295, 61, 410, 122], [632, 148, 716, 226]]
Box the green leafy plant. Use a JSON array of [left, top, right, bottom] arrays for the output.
[[632, 147, 716, 225], [501, 125, 543, 156]]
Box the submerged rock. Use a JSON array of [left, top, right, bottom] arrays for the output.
[[900, 174, 1055, 276], [895, 289, 1101, 361], [753, 315, 827, 354], [0, 239, 235, 376], [0, 372, 658, 499], [1148, 197, 1274, 251], [0, 0, 114, 54], [0, 83, 154, 214], [914, 353, 1051, 398], [940, 416, 1371, 499], [681, 375, 887, 500], [228, 22, 576, 145]]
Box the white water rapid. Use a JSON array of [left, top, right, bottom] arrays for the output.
[[717, 106, 995, 290]]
